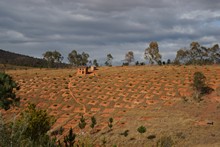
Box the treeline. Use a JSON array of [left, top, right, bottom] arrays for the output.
[[1, 41, 220, 68], [119, 41, 220, 66]]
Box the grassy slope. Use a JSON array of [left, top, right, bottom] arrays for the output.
[[1, 65, 220, 146]]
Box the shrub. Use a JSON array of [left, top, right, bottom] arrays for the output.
[[17, 103, 55, 143], [64, 128, 76, 147], [108, 117, 113, 131], [0, 73, 20, 110], [192, 72, 213, 101], [137, 126, 146, 134], [78, 115, 86, 131], [147, 134, 156, 140], [0, 104, 56, 146], [120, 130, 129, 137], [90, 116, 97, 129], [192, 72, 206, 92]]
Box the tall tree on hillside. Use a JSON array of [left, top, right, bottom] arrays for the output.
[[105, 53, 113, 66], [189, 42, 208, 64], [43, 51, 54, 68], [208, 44, 220, 63], [53, 50, 63, 63], [174, 48, 189, 64], [81, 52, 90, 66], [0, 73, 20, 110], [174, 42, 220, 65], [43, 50, 63, 68], [144, 41, 162, 65], [68, 50, 89, 66], [68, 50, 80, 66], [125, 51, 134, 65]]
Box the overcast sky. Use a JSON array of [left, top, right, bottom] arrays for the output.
[[0, 0, 220, 65]]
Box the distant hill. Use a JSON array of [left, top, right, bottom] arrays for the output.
[[0, 49, 69, 68]]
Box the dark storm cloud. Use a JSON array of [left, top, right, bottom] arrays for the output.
[[0, 0, 220, 64]]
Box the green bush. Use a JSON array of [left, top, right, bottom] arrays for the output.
[[120, 130, 129, 137], [17, 104, 55, 143], [0, 73, 20, 110], [64, 128, 76, 147], [137, 126, 146, 134], [0, 104, 56, 147]]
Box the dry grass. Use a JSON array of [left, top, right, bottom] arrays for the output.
[[1, 65, 220, 146]]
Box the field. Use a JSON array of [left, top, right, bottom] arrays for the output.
[[1, 65, 220, 146]]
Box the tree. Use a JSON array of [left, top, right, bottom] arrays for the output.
[[174, 49, 188, 64], [68, 50, 89, 66], [43, 50, 63, 68], [3, 103, 56, 146], [90, 116, 97, 129], [135, 61, 139, 65], [174, 42, 220, 65], [16, 104, 55, 144], [105, 54, 113, 66], [0, 104, 56, 147], [43, 51, 54, 68], [189, 42, 208, 65], [125, 51, 134, 65], [108, 117, 113, 131], [68, 50, 79, 66], [167, 59, 171, 64], [53, 50, 63, 63], [93, 59, 99, 67], [64, 128, 76, 147], [0, 73, 20, 110], [192, 72, 206, 101], [78, 115, 86, 133], [157, 60, 162, 66], [145, 41, 162, 64], [192, 72, 213, 102], [208, 44, 220, 63], [81, 52, 90, 66]]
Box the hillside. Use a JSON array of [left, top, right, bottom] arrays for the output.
[[0, 49, 68, 68], [1, 65, 220, 146]]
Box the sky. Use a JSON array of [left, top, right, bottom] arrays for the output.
[[0, 0, 220, 65]]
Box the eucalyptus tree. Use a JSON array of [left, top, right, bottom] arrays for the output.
[[105, 53, 113, 66], [125, 51, 134, 65], [144, 41, 162, 65]]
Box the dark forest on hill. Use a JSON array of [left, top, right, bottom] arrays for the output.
[[0, 49, 69, 68]]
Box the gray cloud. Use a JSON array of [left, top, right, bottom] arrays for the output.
[[0, 0, 220, 65]]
